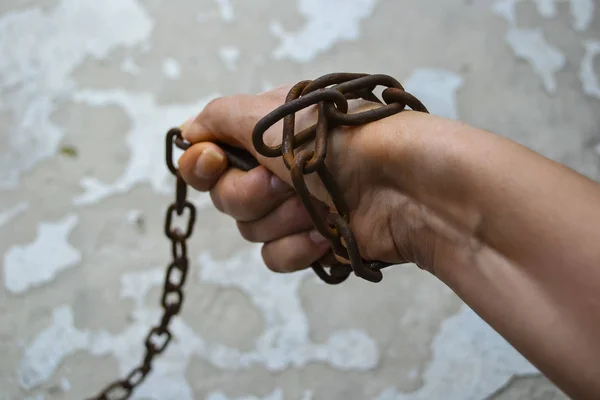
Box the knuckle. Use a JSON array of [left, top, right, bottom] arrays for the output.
[[287, 248, 311, 270], [221, 179, 250, 216], [209, 189, 226, 214], [288, 195, 308, 216], [233, 178, 256, 208], [236, 221, 258, 243], [225, 170, 272, 220], [202, 96, 227, 116]]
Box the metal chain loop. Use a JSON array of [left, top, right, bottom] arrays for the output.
[[252, 72, 429, 284], [90, 72, 428, 399], [89, 128, 194, 400]]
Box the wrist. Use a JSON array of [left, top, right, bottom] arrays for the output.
[[370, 110, 485, 235]]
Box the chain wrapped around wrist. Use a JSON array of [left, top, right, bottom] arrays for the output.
[[90, 72, 428, 400]]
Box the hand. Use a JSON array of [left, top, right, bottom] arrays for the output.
[[177, 85, 460, 276], [177, 84, 600, 399]]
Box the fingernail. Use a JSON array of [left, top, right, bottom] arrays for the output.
[[195, 148, 224, 178], [180, 116, 194, 130], [270, 174, 290, 193], [309, 229, 329, 245]]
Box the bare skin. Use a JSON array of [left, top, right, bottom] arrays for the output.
[[178, 85, 600, 400]]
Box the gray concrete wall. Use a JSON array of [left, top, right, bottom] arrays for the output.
[[1, 0, 598, 399]]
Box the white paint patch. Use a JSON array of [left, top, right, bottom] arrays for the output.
[[407, 367, 420, 381], [568, 0, 595, 31], [492, 0, 519, 25], [300, 390, 314, 400], [219, 46, 241, 72], [270, 0, 379, 62], [163, 58, 182, 80], [494, 0, 595, 32], [21, 247, 376, 399], [20, 296, 197, 399], [207, 389, 284, 400], [197, 246, 378, 371], [505, 27, 565, 93], [403, 69, 464, 120], [121, 55, 141, 75], [580, 40, 600, 100], [0, 202, 29, 227], [120, 267, 165, 309], [3, 214, 81, 294], [71, 90, 219, 205], [18, 306, 91, 390], [491, 0, 594, 94], [532, 0, 556, 18], [126, 209, 144, 224], [59, 376, 71, 392], [216, 0, 234, 22], [531, 0, 595, 31], [373, 305, 536, 400], [0, 0, 152, 189]]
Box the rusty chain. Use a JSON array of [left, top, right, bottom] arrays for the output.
[[89, 72, 427, 399], [253, 72, 428, 283]]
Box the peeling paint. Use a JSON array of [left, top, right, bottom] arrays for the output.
[[531, 0, 595, 31], [7, 1, 593, 399], [493, 0, 597, 95], [163, 58, 182, 80], [125, 209, 144, 224], [492, 0, 518, 25], [270, 0, 379, 62], [207, 389, 284, 400], [59, 376, 71, 392], [373, 305, 536, 400], [0, 0, 152, 189], [197, 246, 378, 371], [568, 0, 594, 31], [533, 0, 557, 18], [580, 40, 600, 100], [403, 69, 464, 120], [21, 247, 377, 399], [19, 298, 197, 399], [494, 0, 595, 32], [0, 202, 29, 227], [121, 55, 141, 75], [219, 46, 241, 72], [3, 214, 81, 294], [493, 0, 574, 94], [71, 90, 219, 205], [505, 28, 565, 93], [24, 395, 45, 400], [216, 0, 234, 22], [18, 306, 90, 390]]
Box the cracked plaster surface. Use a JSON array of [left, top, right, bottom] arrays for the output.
[[1, 0, 597, 399]]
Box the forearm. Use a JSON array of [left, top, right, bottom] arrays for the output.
[[385, 112, 600, 399]]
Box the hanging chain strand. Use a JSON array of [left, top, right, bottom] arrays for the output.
[[89, 128, 195, 400], [89, 72, 428, 399]]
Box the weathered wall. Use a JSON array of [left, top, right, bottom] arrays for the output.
[[1, 1, 598, 399]]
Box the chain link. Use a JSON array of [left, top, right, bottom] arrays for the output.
[[89, 128, 194, 400], [89, 72, 428, 399], [253, 72, 429, 284]]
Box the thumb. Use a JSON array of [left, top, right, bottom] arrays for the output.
[[180, 93, 296, 185], [178, 141, 228, 192]]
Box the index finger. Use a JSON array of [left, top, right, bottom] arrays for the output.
[[181, 90, 287, 156], [180, 89, 300, 182]]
